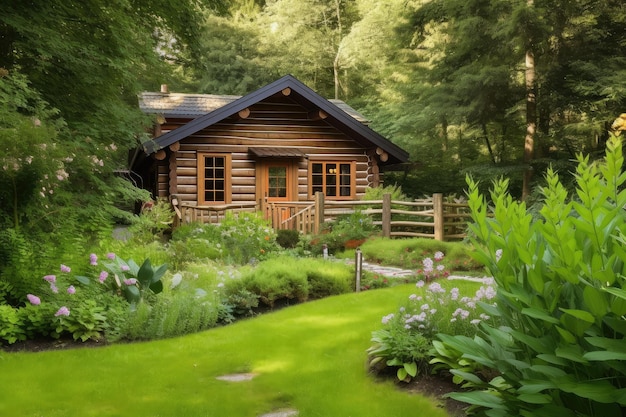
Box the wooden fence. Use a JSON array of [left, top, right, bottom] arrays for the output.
[[172, 193, 471, 241]]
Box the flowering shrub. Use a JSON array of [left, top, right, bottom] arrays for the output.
[[416, 251, 450, 281], [367, 277, 498, 381], [217, 212, 280, 264]]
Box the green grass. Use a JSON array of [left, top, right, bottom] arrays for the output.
[[0, 285, 455, 417]]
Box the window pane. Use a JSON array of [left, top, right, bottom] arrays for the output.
[[312, 163, 323, 174]]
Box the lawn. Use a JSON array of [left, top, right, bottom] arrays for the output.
[[0, 283, 459, 417]]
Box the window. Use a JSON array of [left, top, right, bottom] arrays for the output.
[[310, 161, 355, 199], [198, 153, 231, 204], [268, 166, 288, 198]]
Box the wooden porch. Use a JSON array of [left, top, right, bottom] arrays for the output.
[[171, 193, 471, 241]]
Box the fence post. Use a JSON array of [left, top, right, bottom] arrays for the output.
[[355, 248, 363, 292], [314, 192, 325, 234], [433, 193, 444, 241], [382, 193, 391, 238]]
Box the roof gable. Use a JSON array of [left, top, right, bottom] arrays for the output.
[[140, 75, 408, 164]]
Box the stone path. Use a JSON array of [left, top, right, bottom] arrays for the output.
[[345, 259, 492, 283], [216, 373, 299, 417]]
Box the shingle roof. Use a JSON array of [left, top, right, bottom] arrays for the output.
[[139, 93, 369, 123], [139, 75, 408, 164]]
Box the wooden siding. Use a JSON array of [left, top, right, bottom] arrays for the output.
[[156, 96, 380, 205]]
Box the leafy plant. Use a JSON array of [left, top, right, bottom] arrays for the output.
[[54, 299, 108, 342], [368, 325, 431, 382], [127, 198, 174, 244], [311, 210, 378, 254], [434, 134, 626, 416], [240, 257, 309, 308], [368, 278, 496, 382], [101, 256, 168, 304], [0, 305, 26, 344], [276, 229, 300, 249]]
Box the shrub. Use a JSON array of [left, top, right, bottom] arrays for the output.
[[299, 258, 352, 298], [240, 257, 309, 308], [127, 198, 174, 244], [121, 291, 219, 341], [434, 134, 626, 416], [368, 278, 496, 382], [310, 211, 378, 254], [0, 305, 26, 344], [360, 237, 481, 271], [217, 211, 280, 264], [276, 229, 300, 249], [368, 325, 432, 382]]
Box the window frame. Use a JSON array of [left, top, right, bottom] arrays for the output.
[[197, 153, 232, 205], [308, 160, 356, 200]]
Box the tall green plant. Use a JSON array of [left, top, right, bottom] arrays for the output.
[[435, 134, 626, 416]]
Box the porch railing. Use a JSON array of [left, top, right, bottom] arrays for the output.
[[171, 193, 471, 241]]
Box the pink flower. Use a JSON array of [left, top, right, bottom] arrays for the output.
[[54, 306, 70, 317], [50, 283, 59, 294], [67, 285, 76, 295], [89, 253, 98, 266], [123, 278, 137, 285], [60, 264, 71, 273], [106, 253, 116, 260], [27, 294, 41, 305], [121, 265, 130, 272], [43, 275, 56, 283], [434, 251, 445, 261], [98, 271, 108, 283]]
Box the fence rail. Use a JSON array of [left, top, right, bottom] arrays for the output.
[[172, 193, 470, 241]]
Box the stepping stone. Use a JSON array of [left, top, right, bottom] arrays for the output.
[[258, 409, 298, 417], [216, 373, 258, 382]]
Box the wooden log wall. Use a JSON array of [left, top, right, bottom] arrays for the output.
[[155, 95, 379, 205]]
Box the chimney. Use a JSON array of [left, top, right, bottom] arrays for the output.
[[160, 84, 169, 94]]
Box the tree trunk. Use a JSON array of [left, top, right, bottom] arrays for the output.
[[482, 123, 496, 164], [333, 0, 342, 100], [522, 0, 536, 201]]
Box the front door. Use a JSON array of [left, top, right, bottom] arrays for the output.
[[264, 162, 294, 202], [260, 161, 296, 225]]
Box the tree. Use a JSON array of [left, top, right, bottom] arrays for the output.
[[400, 0, 626, 198]]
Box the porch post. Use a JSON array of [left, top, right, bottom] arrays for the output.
[[314, 192, 324, 234]]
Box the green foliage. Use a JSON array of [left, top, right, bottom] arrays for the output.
[[434, 134, 626, 416], [170, 214, 279, 267], [217, 212, 280, 264], [127, 199, 174, 244], [276, 229, 300, 249], [362, 183, 408, 202], [303, 259, 352, 299], [0, 305, 26, 344], [228, 256, 353, 310], [53, 299, 108, 342], [101, 257, 168, 304], [121, 291, 219, 341], [360, 237, 481, 272], [368, 278, 496, 382], [311, 211, 378, 254], [18, 303, 55, 339], [240, 257, 309, 308], [368, 326, 431, 382], [219, 278, 260, 321]]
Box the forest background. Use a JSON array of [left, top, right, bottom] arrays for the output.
[[1, 0, 625, 294]]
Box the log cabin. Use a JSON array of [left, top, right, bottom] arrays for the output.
[[132, 75, 409, 228]]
